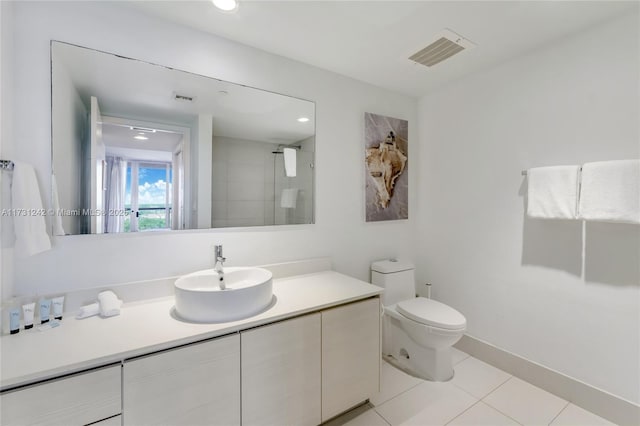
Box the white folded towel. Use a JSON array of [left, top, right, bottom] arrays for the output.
[[98, 291, 123, 317], [280, 188, 299, 209], [11, 161, 52, 256], [76, 302, 100, 319], [526, 165, 581, 219], [578, 159, 640, 224], [283, 147, 297, 177]]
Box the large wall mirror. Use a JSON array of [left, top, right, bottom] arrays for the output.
[[51, 41, 315, 235]]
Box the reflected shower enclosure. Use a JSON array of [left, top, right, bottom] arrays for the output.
[[211, 137, 314, 227]]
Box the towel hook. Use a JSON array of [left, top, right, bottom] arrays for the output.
[[0, 160, 14, 171]]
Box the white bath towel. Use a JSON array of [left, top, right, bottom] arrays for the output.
[[11, 161, 52, 256], [280, 188, 299, 208], [578, 159, 640, 224], [283, 147, 297, 177], [526, 165, 581, 219], [98, 290, 123, 317]]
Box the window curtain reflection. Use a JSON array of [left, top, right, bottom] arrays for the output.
[[104, 156, 127, 233]]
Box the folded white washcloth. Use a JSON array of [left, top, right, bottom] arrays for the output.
[[11, 161, 52, 256], [526, 165, 580, 219], [76, 302, 100, 319], [280, 188, 299, 209], [98, 291, 123, 317], [578, 159, 640, 224]]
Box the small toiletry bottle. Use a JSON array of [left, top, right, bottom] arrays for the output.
[[52, 296, 65, 320], [9, 307, 20, 334], [39, 298, 52, 324], [2, 298, 18, 334], [23, 302, 36, 329]]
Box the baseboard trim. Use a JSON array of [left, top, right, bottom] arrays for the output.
[[455, 334, 639, 426]]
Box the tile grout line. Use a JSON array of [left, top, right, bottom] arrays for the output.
[[372, 378, 425, 408], [452, 352, 471, 366], [480, 375, 514, 402], [450, 371, 513, 401], [373, 408, 392, 426], [547, 401, 571, 425], [477, 376, 554, 426], [373, 406, 394, 426], [443, 399, 484, 425], [478, 376, 529, 425]]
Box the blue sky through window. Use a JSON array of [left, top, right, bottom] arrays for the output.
[[125, 165, 172, 207]]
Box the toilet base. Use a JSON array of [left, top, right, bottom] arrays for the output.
[[383, 313, 457, 382]]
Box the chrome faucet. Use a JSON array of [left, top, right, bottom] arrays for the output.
[[214, 245, 226, 290]]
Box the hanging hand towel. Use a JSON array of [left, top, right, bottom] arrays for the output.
[[11, 161, 52, 256], [283, 147, 297, 177], [280, 188, 299, 208], [526, 165, 580, 219], [578, 159, 639, 224]]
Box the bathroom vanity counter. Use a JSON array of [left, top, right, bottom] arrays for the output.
[[0, 270, 382, 391]]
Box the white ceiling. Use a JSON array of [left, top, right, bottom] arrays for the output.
[[102, 122, 183, 154], [125, 1, 636, 97], [53, 41, 315, 144]]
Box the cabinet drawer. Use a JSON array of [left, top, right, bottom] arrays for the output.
[[123, 334, 240, 426], [0, 365, 121, 426]]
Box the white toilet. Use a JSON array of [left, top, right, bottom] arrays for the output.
[[371, 259, 466, 381]]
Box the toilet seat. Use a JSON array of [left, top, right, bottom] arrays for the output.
[[396, 298, 466, 331]]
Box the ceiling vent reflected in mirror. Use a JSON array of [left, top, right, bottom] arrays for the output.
[[409, 29, 476, 68], [173, 92, 196, 102]]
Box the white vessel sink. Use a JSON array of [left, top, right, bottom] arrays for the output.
[[174, 267, 273, 323]]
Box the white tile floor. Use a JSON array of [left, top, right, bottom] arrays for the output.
[[329, 348, 616, 426]]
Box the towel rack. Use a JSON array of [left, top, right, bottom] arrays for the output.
[[522, 167, 583, 176], [0, 159, 14, 171]]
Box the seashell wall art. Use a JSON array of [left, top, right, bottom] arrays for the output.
[[365, 112, 408, 221]]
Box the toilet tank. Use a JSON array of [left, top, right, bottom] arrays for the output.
[[371, 259, 415, 306]]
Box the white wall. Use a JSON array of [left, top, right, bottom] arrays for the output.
[[417, 12, 639, 403], [3, 2, 416, 296], [51, 59, 86, 235], [0, 0, 14, 300]]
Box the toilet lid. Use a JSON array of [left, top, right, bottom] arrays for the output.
[[396, 298, 466, 330]]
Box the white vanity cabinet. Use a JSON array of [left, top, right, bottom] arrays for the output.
[[1, 292, 382, 426], [122, 334, 240, 426], [240, 298, 380, 426], [321, 298, 381, 422], [241, 313, 322, 426], [0, 365, 121, 426]]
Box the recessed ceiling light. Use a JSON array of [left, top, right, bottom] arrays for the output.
[[134, 135, 148, 141], [212, 0, 238, 12], [297, 117, 310, 123]]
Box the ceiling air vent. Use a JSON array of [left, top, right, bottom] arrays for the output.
[[173, 92, 196, 102], [409, 29, 476, 68]]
